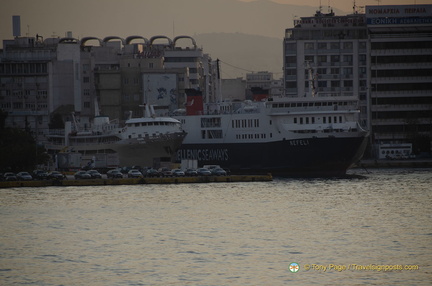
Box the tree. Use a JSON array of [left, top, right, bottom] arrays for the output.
[[0, 111, 49, 171]]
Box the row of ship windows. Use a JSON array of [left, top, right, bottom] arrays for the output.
[[231, 119, 260, 129], [235, 133, 268, 140], [271, 101, 354, 108], [126, 122, 178, 127], [294, 116, 344, 124]]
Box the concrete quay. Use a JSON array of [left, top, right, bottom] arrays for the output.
[[354, 159, 432, 169], [0, 174, 273, 189]]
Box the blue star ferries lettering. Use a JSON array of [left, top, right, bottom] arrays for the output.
[[177, 148, 229, 161]]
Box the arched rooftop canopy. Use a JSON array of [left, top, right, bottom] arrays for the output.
[[173, 36, 197, 49], [150, 35, 173, 46], [80, 37, 103, 47], [103, 36, 126, 46], [58, 37, 80, 44], [125, 36, 149, 45]]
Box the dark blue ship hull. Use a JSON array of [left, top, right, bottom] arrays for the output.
[[176, 135, 368, 177]]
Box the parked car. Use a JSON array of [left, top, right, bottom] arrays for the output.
[[120, 166, 132, 174], [74, 171, 91, 179], [107, 169, 123, 179], [86, 170, 102, 179], [33, 170, 49, 180], [128, 169, 143, 178], [196, 168, 212, 176], [146, 168, 161, 177], [211, 168, 227, 176], [184, 168, 198, 176], [3, 172, 17, 181], [16, 172, 33, 181], [48, 171, 66, 180], [172, 169, 185, 177], [158, 167, 173, 177]]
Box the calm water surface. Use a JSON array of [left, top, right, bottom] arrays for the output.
[[1, 168, 431, 285]]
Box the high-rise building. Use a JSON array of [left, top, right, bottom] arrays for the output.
[[283, 5, 432, 158], [366, 5, 432, 156]]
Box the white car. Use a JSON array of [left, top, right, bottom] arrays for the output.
[[128, 169, 143, 178]]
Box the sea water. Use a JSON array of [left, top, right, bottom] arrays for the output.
[[1, 168, 431, 285]]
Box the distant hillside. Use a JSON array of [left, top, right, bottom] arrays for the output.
[[195, 33, 283, 79]]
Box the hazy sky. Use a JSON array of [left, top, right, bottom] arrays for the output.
[[240, 0, 432, 13], [2, 0, 431, 47]]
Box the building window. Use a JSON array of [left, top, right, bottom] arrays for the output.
[[317, 68, 327, 75], [285, 56, 296, 64], [343, 68, 353, 75], [304, 42, 314, 50], [318, 43, 327, 49], [343, 80, 353, 87], [318, 81, 327, 88], [318, 55, 327, 63], [286, 69, 296, 75], [285, 43, 296, 50], [305, 55, 314, 63], [331, 81, 340, 87], [343, 55, 353, 64], [343, 42, 353, 49], [330, 55, 340, 63], [330, 42, 339, 49]]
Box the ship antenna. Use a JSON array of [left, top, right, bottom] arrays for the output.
[[71, 112, 80, 131], [94, 97, 100, 117], [306, 61, 316, 97]]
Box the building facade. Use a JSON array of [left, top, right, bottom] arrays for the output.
[[366, 5, 432, 156], [1, 31, 215, 142], [283, 5, 432, 157]]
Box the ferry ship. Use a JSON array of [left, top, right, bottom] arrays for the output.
[[45, 105, 186, 167], [174, 90, 368, 177]]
